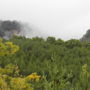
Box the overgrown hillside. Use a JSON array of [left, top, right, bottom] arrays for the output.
[[0, 36, 90, 90]]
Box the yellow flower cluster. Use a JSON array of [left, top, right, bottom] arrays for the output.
[[0, 39, 19, 55], [11, 78, 33, 90], [5, 41, 19, 54], [28, 73, 41, 81]]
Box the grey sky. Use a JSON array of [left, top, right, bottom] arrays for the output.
[[0, 0, 90, 40]]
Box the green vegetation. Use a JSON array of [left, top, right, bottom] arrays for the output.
[[0, 36, 90, 90]]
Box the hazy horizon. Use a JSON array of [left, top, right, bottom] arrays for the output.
[[0, 0, 90, 40]]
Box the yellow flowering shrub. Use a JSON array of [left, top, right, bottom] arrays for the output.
[[0, 75, 34, 90], [0, 64, 43, 90], [26, 73, 41, 82], [0, 64, 19, 77], [10, 78, 34, 90], [0, 39, 19, 55], [5, 42, 19, 54], [0, 75, 10, 90]]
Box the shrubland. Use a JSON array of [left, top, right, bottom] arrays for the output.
[[0, 36, 90, 90]]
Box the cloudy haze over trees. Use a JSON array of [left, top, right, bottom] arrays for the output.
[[0, 0, 90, 40]]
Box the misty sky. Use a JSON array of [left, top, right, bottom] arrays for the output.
[[0, 0, 90, 40]]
